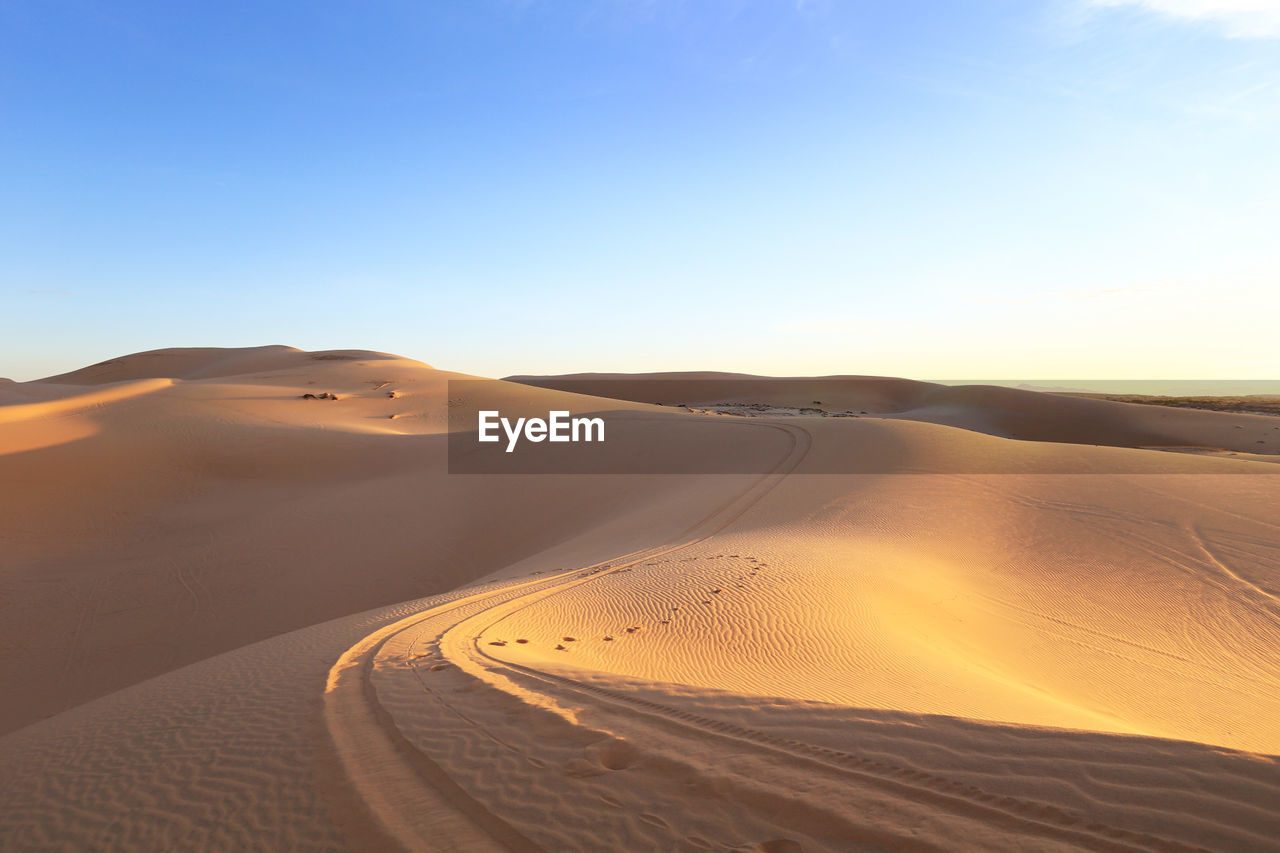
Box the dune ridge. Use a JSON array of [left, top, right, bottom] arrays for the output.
[[38, 345, 434, 385]]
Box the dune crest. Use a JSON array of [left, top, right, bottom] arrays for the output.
[[38, 344, 434, 385]]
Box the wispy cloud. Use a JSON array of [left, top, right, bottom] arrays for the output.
[[1088, 0, 1280, 38]]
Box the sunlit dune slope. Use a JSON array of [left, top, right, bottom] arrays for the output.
[[349, 418, 1280, 850], [484, 467, 1280, 754]]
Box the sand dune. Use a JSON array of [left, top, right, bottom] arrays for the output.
[[37, 345, 424, 385], [2, 348, 1278, 851], [510, 371, 1280, 456], [0, 348, 726, 733]]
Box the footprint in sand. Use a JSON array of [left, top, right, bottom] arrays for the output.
[[429, 663, 450, 671], [711, 589, 722, 594], [488, 640, 507, 647], [760, 840, 805, 853], [575, 737, 639, 773], [603, 636, 614, 641], [638, 813, 669, 829], [562, 758, 603, 778], [563, 636, 577, 642], [515, 639, 529, 644]]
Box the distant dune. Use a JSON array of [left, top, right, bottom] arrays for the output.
[[2, 349, 1278, 851], [38, 345, 433, 385], [509, 371, 1280, 457]]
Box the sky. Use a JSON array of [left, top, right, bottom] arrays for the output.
[[2, 0, 1278, 381]]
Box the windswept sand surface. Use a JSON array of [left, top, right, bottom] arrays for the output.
[[2, 350, 1279, 851]]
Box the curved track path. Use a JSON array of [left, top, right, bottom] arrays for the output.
[[324, 423, 1226, 852]]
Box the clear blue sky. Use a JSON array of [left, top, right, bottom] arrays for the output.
[[2, 0, 1277, 381]]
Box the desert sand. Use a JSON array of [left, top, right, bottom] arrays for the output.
[[2, 348, 1278, 851]]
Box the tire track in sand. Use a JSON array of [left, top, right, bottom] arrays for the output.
[[324, 420, 811, 851], [327, 422, 1218, 852]]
